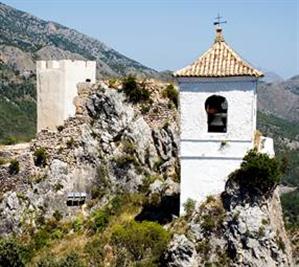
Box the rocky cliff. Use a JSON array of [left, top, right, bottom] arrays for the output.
[[164, 178, 293, 267], [0, 80, 294, 266], [0, 80, 179, 235]]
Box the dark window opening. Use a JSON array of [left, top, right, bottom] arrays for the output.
[[85, 78, 91, 82], [205, 95, 228, 133], [66, 192, 86, 206]]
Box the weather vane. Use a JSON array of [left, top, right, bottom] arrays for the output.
[[214, 13, 227, 28]]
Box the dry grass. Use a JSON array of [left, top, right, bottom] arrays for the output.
[[29, 233, 89, 266]]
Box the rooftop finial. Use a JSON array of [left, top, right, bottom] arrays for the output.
[[214, 13, 227, 29], [213, 13, 227, 43]]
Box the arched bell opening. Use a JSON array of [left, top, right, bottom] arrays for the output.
[[205, 95, 228, 133]]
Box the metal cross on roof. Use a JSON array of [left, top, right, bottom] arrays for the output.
[[214, 14, 227, 28]]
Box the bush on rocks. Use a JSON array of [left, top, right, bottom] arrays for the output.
[[162, 84, 179, 108], [230, 149, 281, 194], [33, 147, 47, 167], [111, 221, 169, 265], [0, 239, 27, 267], [122, 76, 150, 103], [8, 159, 20, 175]]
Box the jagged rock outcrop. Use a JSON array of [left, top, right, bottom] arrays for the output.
[[164, 177, 293, 267], [0, 80, 294, 266], [0, 81, 179, 235]]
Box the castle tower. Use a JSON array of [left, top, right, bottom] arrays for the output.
[[36, 60, 96, 132], [174, 27, 265, 214]]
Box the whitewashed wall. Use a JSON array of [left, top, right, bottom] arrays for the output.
[[37, 60, 96, 132], [179, 77, 258, 141], [178, 77, 259, 214], [180, 158, 242, 209]]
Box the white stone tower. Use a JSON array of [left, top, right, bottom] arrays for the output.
[[36, 60, 96, 132], [174, 27, 267, 214]]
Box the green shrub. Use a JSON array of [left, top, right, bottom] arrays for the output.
[[140, 175, 162, 193], [72, 217, 84, 232], [230, 149, 281, 193], [96, 164, 109, 181], [122, 139, 136, 155], [56, 252, 85, 267], [36, 251, 85, 267], [56, 125, 64, 132], [94, 210, 109, 232], [122, 76, 150, 103], [201, 215, 216, 232], [162, 84, 179, 108], [183, 198, 196, 217], [140, 104, 150, 114], [8, 159, 20, 175], [66, 137, 75, 148], [114, 154, 138, 169], [54, 183, 64, 192], [261, 218, 268, 225], [105, 194, 145, 216], [33, 147, 47, 167], [3, 136, 18, 145], [257, 226, 265, 238], [0, 157, 7, 165], [90, 186, 105, 200], [108, 195, 123, 215], [88, 210, 109, 233], [108, 78, 117, 88], [35, 254, 56, 267], [153, 157, 165, 172], [0, 239, 27, 267], [53, 210, 63, 222], [32, 229, 51, 250], [196, 239, 211, 258], [51, 229, 63, 240], [276, 234, 286, 252], [84, 238, 105, 266], [206, 195, 216, 204], [111, 221, 169, 264]]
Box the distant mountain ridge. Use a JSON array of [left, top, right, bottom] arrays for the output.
[[257, 75, 299, 123], [0, 2, 157, 78]]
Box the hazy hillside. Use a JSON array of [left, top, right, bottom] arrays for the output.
[[0, 60, 36, 143], [0, 2, 157, 78], [257, 76, 299, 123]]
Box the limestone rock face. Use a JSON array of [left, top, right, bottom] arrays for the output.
[[165, 178, 293, 267], [0, 82, 179, 235], [164, 234, 198, 267]]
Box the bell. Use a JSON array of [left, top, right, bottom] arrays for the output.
[[210, 114, 225, 127]]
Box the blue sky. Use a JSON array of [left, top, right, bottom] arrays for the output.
[[2, 0, 299, 78]]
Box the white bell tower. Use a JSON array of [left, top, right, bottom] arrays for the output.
[[175, 24, 266, 214]]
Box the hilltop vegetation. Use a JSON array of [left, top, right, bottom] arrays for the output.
[[0, 62, 36, 144]]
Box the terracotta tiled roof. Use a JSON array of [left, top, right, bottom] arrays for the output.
[[174, 29, 263, 78]]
